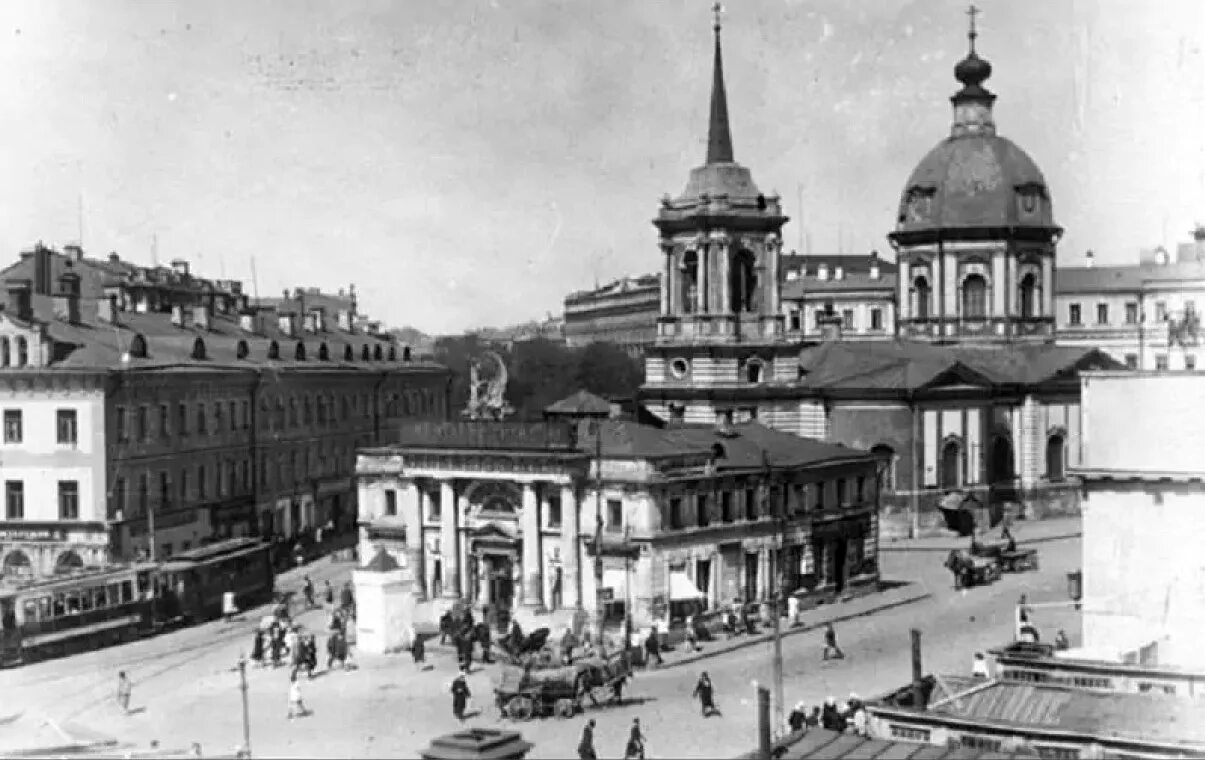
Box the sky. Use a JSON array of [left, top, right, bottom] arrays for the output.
[[0, 0, 1202, 335]]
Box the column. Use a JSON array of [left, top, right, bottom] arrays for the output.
[[1040, 256, 1054, 317], [1006, 255, 1018, 318], [991, 249, 1006, 316], [440, 480, 459, 598], [457, 489, 471, 598], [521, 482, 543, 608], [661, 248, 672, 316], [767, 239, 780, 316], [898, 259, 911, 320], [696, 247, 708, 314], [415, 483, 430, 597], [718, 241, 731, 313], [561, 484, 581, 609]]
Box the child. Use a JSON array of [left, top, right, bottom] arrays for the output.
[[287, 674, 307, 720]]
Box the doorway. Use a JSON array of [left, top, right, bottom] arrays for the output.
[[833, 539, 847, 593], [432, 559, 443, 599], [991, 437, 1014, 483], [744, 552, 759, 602], [486, 554, 514, 628]]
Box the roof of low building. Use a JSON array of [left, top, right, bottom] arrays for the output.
[[544, 390, 613, 416], [735, 727, 1023, 760], [796, 340, 1122, 392], [1055, 261, 1205, 293]]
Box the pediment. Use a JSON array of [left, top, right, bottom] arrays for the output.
[[469, 521, 517, 542], [1045, 350, 1126, 382], [917, 361, 994, 391]]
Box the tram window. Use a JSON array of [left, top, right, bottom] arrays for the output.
[[22, 599, 37, 624], [80, 589, 94, 612], [38, 597, 50, 621], [136, 572, 150, 594], [51, 594, 64, 617], [108, 584, 120, 606], [121, 581, 133, 603], [66, 592, 81, 615], [2, 600, 17, 630], [95, 586, 108, 608]]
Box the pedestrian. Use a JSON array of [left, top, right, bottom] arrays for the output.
[[972, 652, 991, 679], [822, 623, 845, 660], [577, 718, 598, 760], [1055, 629, 1070, 650], [475, 621, 493, 664], [287, 673, 307, 720], [410, 626, 426, 668], [116, 671, 132, 714], [851, 703, 869, 736], [787, 701, 807, 732], [693, 671, 718, 717], [458, 630, 475, 672], [222, 589, 239, 624], [326, 630, 347, 671], [684, 616, 700, 652], [340, 582, 355, 617], [303, 575, 316, 609], [561, 626, 577, 665], [439, 611, 453, 645], [644, 627, 663, 668], [324, 580, 334, 607], [450, 667, 472, 721], [624, 717, 646, 760], [250, 629, 265, 667]]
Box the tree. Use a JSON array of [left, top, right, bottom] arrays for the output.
[[576, 342, 643, 398]]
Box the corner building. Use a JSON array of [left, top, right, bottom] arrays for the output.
[[640, 16, 1125, 535]]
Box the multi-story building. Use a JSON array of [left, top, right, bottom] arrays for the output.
[[563, 275, 660, 356], [780, 253, 897, 341], [1054, 233, 1205, 370], [0, 243, 449, 578], [356, 409, 882, 632]]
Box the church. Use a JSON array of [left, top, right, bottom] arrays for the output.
[[639, 9, 1123, 536]]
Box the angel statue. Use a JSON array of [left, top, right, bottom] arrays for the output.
[[462, 350, 515, 420]]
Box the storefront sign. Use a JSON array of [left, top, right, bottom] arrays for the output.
[[0, 529, 67, 542]]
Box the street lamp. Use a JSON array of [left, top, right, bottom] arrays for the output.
[[761, 451, 785, 734], [237, 653, 252, 758]]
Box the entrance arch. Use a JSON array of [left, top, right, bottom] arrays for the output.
[[2, 550, 31, 578], [1046, 433, 1066, 481], [991, 436, 1015, 483], [940, 439, 962, 490]]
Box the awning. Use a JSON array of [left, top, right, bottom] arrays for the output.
[[602, 568, 628, 596], [669, 571, 705, 601]]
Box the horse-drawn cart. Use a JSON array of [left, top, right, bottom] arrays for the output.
[[945, 549, 1003, 589], [1001, 548, 1039, 573], [494, 653, 632, 721]]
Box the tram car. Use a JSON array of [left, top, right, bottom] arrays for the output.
[[156, 537, 275, 624], [0, 563, 159, 666]]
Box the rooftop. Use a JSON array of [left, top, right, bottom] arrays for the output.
[[1054, 260, 1205, 293], [544, 389, 614, 417]]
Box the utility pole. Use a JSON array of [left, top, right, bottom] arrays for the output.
[[238, 653, 252, 757], [593, 428, 606, 649], [763, 450, 785, 733], [624, 524, 633, 653]]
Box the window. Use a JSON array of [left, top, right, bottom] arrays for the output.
[[197, 465, 207, 500], [1096, 303, 1109, 325], [1124, 353, 1138, 369], [913, 276, 931, 319], [958, 736, 1002, 752], [1156, 354, 1169, 371], [15, 337, 27, 367], [744, 486, 757, 520], [1068, 303, 1082, 326], [745, 360, 763, 384], [788, 309, 801, 331], [547, 494, 562, 528], [214, 402, 223, 432], [2, 410, 21, 443], [50, 409, 78, 446], [179, 469, 189, 502], [815, 482, 827, 510], [1046, 435, 1066, 481], [177, 403, 188, 436], [888, 725, 931, 742], [606, 499, 622, 533], [1035, 747, 1080, 760], [1019, 273, 1039, 318], [720, 491, 734, 522], [856, 476, 866, 503], [5, 481, 24, 519], [668, 497, 683, 530], [241, 400, 250, 429], [697, 493, 710, 528], [1155, 301, 1167, 321], [941, 440, 962, 489], [1187, 354, 1198, 371], [836, 478, 848, 506], [158, 404, 169, 437], [58, 481, 79, 520], [428, 491, 441, 521], [870, 307, 883, 331], [110, 477, 126, 518], [669, 404, 685, 424], [841, 308, 854, 329], [159, 472, 171, 509], [137, 474, 149, 515], [1125, 302, 1138, 324], [196, 404, 207, 434], [384, 489, 397, 517], [871, 444, 896, 490], [137, 405, 148, 441], [228, 401, 238, 431], [115, 406, 128, 442]]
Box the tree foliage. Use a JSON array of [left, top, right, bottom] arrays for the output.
[[431, 337, 643, 420]]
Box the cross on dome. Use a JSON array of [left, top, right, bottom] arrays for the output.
[[967, 4, 980, 53]]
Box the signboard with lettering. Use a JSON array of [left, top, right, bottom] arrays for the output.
[[0, 529, 67, 542]]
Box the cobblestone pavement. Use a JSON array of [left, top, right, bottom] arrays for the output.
[[3, 539, 1083, 759]]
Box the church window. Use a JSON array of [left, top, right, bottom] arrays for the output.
[[961, 275, 988, 319], [669, 358, 689, 380], [1125, 302, 1139, 324], [1095, 304, 1109, 325], [871, 308, 884, 331], [1046, 434, 1066, 481], [1020, 274, 1039, 318], [1068, 303, 1082, 326], [912, 276, 932, 320], [681, 251, 699, 315], [940, 439, 962, 490], [731, 250, 758, 313]]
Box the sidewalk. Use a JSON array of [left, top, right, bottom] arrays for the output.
[[879, 515, 1081, 552]]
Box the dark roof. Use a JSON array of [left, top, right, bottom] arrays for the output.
[[545, 390, 613, 416], [361, 548, 400, 572], [1055, 261, 1205, 293], [925, 679, 1205, 748], [736, 727, 1022, 760], [796, 340, 1123, 391], [580, 419, 874, 470]]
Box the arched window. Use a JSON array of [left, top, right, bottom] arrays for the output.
[[1019, 273, 1039, 318], [190, 337, 207, 361], [961, 274, 988, 319], [373, 345, 383, 361], [318, 343, 329, 361], [0, 337, 9, 367], [681, 251, 698, 314], [744, 358, 764, 384], [236, 340, 250, 360], [344, 344, 354, 361], [940, 439, 962, 490], [870, 444, 896, 491], [913, 276, 932, 320], [2, 550, 31, 578], [1046, 434, 1066, 481], [388, 346, 397, 361], [267, 340, 280, 360], [991, 437, 1015, 483], [294, 342, 306, 361], [731, 250, 758, 313], [129, 333, 148, 359], [288, 398, 298, 427], [15, 337, 28, 367], [54, 550, 84, 574], [361, 344, 371, 361], [303, 397, 312, 425]]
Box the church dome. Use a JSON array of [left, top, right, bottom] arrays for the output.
[[892, 30, 1058, 240]]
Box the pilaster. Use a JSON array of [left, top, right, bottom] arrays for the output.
[[521, 482, 543, 608], [561, 484, 581, 609], [661, 246, 672, 316], [439, 479, 459, 598]]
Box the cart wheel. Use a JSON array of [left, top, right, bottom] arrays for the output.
[[507, 695, 535, 721], [555, 698, 576, 718]]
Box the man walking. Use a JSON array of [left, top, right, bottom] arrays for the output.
[[116, 672, 132, 715], [323, 579, 335, 607], [287, 673, 307, 720], [693, 671, 719, 717], [450, 667, 472, 721], [644, 628, 663, 668], [821, 622, 845, 660], [577, 718, 598, 760], [624, 717, 646, 760], [303, 575, 316, 610]]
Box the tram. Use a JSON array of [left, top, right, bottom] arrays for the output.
[[0, 538, 275, 667]]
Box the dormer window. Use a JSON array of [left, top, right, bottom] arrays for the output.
[[1015, 182, 1046, 217], [817, 264, 829, 281], [834, 266, 844, 281]]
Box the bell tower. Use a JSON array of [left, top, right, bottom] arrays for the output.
[[653, 3, 788, 346]]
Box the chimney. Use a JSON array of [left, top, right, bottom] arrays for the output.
[[337, 309, 353, 332], [170, 259, 190, 278], [6, 279, 32, 322], [278, 312, 296, 337], [1085, 249, 1095, 269], [192, 305, 211, 331], [869, 250, 880, 280], [171, 303, 187, 328], [817, 263, 829, 281], [53, 272, 82, 325], [34, 244, 52, 296], [97, 295, 120, 325], [64, 244, 84, 262], [293, 287, 304, 299]]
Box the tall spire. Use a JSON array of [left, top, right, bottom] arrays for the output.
[[706, 2, 734, 165]]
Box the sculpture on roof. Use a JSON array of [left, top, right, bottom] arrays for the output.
[[462, 349, 515, 420]]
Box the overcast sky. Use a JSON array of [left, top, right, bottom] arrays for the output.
[[1, 0, 1202, 334]]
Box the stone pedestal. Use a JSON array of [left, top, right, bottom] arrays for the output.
[[354, 549, 422, 655]]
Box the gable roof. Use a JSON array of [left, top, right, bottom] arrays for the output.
[[545, 390, 613, 416]]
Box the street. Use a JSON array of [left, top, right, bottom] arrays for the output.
[[2, 538, 1082, 758]]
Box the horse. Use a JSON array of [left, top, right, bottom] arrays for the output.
[[944, 550, 973, 590]]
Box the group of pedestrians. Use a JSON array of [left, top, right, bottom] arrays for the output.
[[577, 716, 648, 760], [785, 694, 868, 735]]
